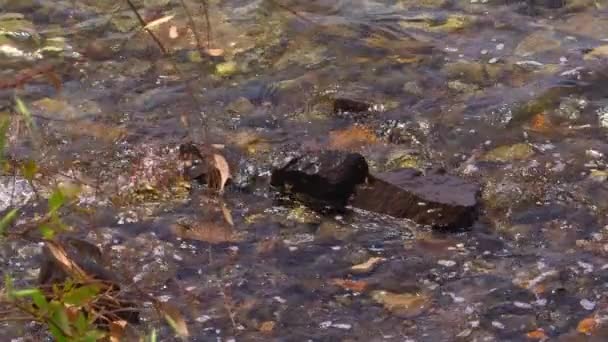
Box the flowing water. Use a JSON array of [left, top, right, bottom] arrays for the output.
[[2, 0, 608, 340]]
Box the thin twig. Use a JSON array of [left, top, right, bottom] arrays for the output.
[[178, 0, 205, 54], [124, 0, 168, 55], [220, 289, 237, 331], [200, 0, 212, 49], [124, 0, 207, 141], [266, 0, 315, 24]]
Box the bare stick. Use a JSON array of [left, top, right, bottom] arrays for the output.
[[124, 0, 207, 141], [178, 0, 205, 54], [200, 0, 212, 49], [124, 0, 168, 55], [266, 0, 315, 24]]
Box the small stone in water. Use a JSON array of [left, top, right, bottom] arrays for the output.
[[196, 315, 211, 323], [158, 295, 171, 302], [438, 260, 457, 267], [446, 292, 465, 303], [491, 321, 505, 329], [331, 323, 352, 330], [597, 106, 608, 128], [319, 321, 332, 329], [580, 299, 596, 310], [273, 296, 287, 304], [513, 301, 533, 309], [578, 261, 594, 273], [586, 149, 604, 159]]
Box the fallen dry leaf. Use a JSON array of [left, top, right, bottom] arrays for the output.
[[171, 222, 240, 244], [64, 121, 126, 142], [208, 153, 230, 193], [584, 45, 608, 60], [205, 48, 224, 56], [44, 241, 91, 281], [577, 317, 597, 335], [526, 328, 548, 340], [169, 25, 179, 39], [526, 112, 556, 134], [43, 70, 62, 93], [330, 278, 368, 292], [259, 321, 276, 333], [371, 290, 430, 316], [231, 131, 270, 155], [351, 257, 386, 273], [109, 320, 128, 342], [221, 204, 234, 227], [329, 125, 377, 150], [143, 15, 175, 30]]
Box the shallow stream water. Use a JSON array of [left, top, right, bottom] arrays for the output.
[[2, 0, 608, 341]]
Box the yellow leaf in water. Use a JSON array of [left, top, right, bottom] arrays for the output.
[[143, 15, 175, 30], [109, 320, 127, 342], [206, 48, 224, 56], [171, 222, 239, 244], [221, 204, 234, 227], [330, 278, 368, 292], [351, 257, 386, 273], [371, 290, 430, 315], [259, 321, 275, 333], [481, 143, 535, 163], [526, 328, 548, 340], [329, 125, 377, 150], [584, 45, 608, 60], [577, 317, 597, 335]]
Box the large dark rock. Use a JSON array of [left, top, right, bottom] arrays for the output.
[[352, 168, 480, 229], [270, 151, 369, 208]]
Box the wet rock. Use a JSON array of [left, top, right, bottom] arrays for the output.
[[556, 12, 608, 39], [0, 0, 37, 12], [481, 143, 535, 162], [443, 61, 486, 85], [385, 149, 423, 171], [226, 96, 255, 114], [448, 80, 480, 94], [270, 151, 369, 208], [144, 0, 171, 7], [584, 45, 608, 60], [514, 31, 561, 57], [333, 97, 373, 115], [274, 37, 327, 70], [398, 14, 473, 33], [371, 290, 430, 317], [85, 39, 117, 61], [0, 176, 34, 211], [215, 61, 238, 77], [351, 168, 480, 229], [553, 95, 587, 122]]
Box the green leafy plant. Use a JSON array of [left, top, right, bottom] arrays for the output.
[[3, 276, 106, 341]]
